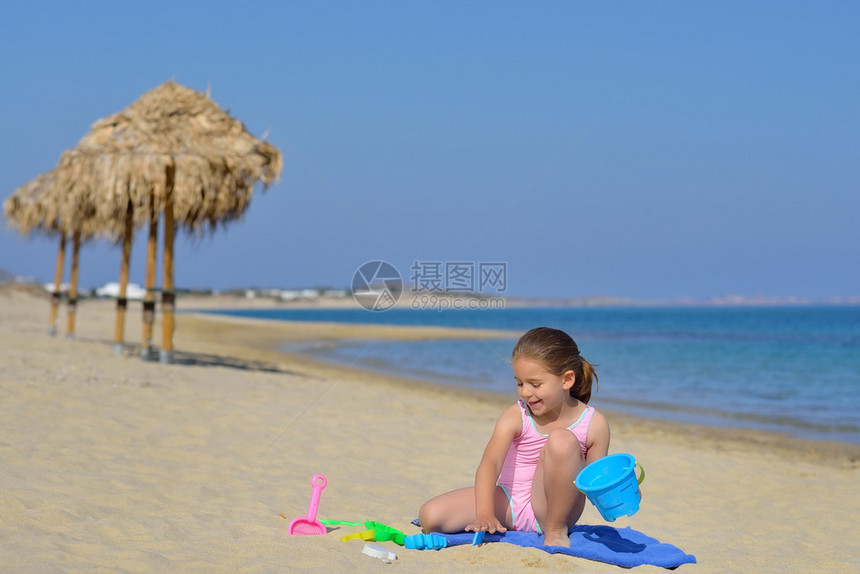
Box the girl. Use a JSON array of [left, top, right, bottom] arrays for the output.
[[418, 327, 610, 547]]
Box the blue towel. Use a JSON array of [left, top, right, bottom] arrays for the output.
[[411, 521, 696, 569]]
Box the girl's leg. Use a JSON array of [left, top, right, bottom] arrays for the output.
[[418, 486, 512, 534], [530, 429, 587, 546]]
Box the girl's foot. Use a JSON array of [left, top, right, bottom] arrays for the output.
[[543, 529, 571, 547]]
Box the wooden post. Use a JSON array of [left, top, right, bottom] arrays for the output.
[[113, 202, 134, 355], [49, 233, 66, 336], [160, 163, 176, 364], [141, 193, 159, 359], [66, 230, 81, 337]]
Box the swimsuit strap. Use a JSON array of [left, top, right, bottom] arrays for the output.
[[569, 406, 594, 455], [568, 405, 594, 429]]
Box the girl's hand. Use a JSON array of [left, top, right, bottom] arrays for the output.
[[465, 515, 507, 534]]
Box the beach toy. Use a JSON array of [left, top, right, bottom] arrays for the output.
[[575, 453, 645, 522], [341, 529, 376, 543], [472, 530, 486, 546], [288, 474, 327, 535], [404, 533, 448, 550], [321, 520, 363, 527], [365, 521, 406, 545], [362, 543, 397, 562], [323, 520, 407, 545]]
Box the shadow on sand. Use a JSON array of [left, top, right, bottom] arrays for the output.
[[77, 337, 303, 376]]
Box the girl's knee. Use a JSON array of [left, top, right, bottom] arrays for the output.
[[418, 499, 441, 532], [542, 429, 583, 461]]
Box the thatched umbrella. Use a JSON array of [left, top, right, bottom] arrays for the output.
[[3, 169, 112, 337], [51, 81, 282, 361]]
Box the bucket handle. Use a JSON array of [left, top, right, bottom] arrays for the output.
[[634, 460, 645, 485]]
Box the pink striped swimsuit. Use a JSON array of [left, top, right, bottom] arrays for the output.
[[496, 399, 594, 533]]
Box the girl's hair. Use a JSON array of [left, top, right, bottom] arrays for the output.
[[511, 327, 598, 403]]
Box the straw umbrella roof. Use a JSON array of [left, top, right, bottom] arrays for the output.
[[4, 171, 61, 235], [6, 80, 281, 239], [52, 80, 283, 232], [3, 169, 107, 239]]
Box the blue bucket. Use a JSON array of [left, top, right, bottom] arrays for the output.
[[575, 453, 645, 522]]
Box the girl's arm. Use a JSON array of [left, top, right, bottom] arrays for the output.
[[466, 404, 521, 533], [584, 410, 610, 465]]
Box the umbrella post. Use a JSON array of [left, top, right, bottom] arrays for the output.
[[66, 230, 81, 338], [160, 163, 176, 365], [49, 233, 67, 336], [141, 197, 159, 360], [113, 204, 134, 355]]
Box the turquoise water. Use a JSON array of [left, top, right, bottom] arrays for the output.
[[204, 306, 860, 443]]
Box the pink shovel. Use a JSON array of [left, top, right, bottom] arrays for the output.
[[288, 474, 328, 535]]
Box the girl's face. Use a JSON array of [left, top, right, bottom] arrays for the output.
[[512, 357, 574, 417]]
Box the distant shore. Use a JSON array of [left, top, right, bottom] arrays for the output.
[[3, 275, 859, 309]]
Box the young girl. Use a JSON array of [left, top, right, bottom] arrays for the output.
[[418, 327, 610, 547]]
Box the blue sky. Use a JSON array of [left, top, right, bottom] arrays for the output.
[[1, 1, 857, 300]]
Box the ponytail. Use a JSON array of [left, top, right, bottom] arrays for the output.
[[571, 356, 598, 403]]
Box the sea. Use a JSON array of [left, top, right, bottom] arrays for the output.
[[204, 305, 860, 444]]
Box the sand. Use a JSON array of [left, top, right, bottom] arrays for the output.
[[1, 288, 858, 573]]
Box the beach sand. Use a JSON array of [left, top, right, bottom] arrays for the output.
[[1, 288, 858, 573]]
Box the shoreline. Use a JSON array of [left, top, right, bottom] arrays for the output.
[[280, 338, 860, 447], [2, 289, 859, 572], [185, 301, 860, 452], [175, 307, 860, 466]]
